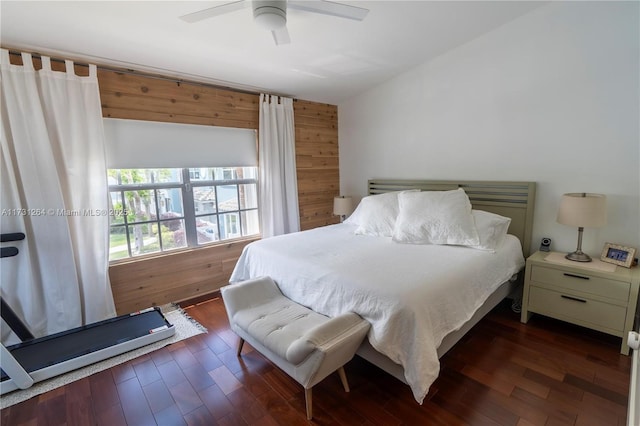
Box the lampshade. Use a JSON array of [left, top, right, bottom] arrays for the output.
[[557, 193, 607, 228], [557, 193, 607, 262], [333, 196, 353, 217]]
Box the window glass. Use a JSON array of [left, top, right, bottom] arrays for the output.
[[109, 227, 129, 260], [160, 219, 187, 251], [188, 167, 257, 181], [108, 167, 259, 261], [196, 215, 219, 244], [217, 185, 238, 212], [111, 168, 182, 185], [158, 189, 184, 218], [128, 223, 160, 256], [241, 210, 260, 236], [239, 167, 258, 180], [109, 191, 126, 225], [193, 186, 217, 214], [239, 184, 258, 209], [124, 190, 156, 222], [219, 212, 240, 240]]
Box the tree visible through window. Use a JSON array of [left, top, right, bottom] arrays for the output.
[[108, 167, 259, 261]]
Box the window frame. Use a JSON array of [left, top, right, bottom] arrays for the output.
[[108, 167, 259, 262]]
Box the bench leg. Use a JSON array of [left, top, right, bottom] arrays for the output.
[[338, 366, 350, 392], [236, 338, 245, 357], [305, 388, 313, 420]]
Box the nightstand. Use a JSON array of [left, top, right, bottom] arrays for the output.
[[521, 251, 640, 355]]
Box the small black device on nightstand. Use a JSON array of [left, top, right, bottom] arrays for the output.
[[540, 237, 551, 252]]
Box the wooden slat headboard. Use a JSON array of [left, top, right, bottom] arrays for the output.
[[368, 179, 536, 257]]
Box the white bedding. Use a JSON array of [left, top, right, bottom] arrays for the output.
[[229, 223, 525, 403]]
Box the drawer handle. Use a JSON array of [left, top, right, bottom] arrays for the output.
[[561, 295, 587, 303], [563, 273, 590, 280]]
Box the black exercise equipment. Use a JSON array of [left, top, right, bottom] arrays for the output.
[[0, 231, 175, 395]]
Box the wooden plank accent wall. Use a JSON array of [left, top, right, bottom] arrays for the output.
[[108, 238, 257, 314], [6, 53, 340, 313], [293, 100, 340, 231], [98, 70, 340, 313], [98, 70, 260, 129]]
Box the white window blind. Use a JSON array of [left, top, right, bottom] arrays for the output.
[[103, 118, 257, 168]]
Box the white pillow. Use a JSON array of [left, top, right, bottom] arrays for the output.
[[470, 210, 511, 252], [392, 189, 480, 246], [345, 191, 416, 237]]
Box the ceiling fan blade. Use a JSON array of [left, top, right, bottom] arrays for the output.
[[179, 1, 248, 23], [287, 0, 369, 21], [272, 27, 291, 45]]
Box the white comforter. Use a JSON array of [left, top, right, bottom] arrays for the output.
[[229, 223, 525, 403]]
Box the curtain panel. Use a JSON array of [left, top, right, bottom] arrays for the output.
[[258, 94, 300, 238], [0, 50, 115, 344]]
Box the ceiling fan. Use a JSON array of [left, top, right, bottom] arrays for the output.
[[180, 0, 369, 46]]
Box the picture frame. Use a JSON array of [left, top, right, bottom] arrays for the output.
[[600, 242, 636, 268]]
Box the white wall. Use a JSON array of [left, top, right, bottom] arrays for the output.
[[338, 1, 639, 257]]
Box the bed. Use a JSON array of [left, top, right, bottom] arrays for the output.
[[230, 179, 536, 403]]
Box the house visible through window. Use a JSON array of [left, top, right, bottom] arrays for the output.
[[108, 167, 259, 261]]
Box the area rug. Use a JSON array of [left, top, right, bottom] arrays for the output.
[[0, 303, 206, 409]]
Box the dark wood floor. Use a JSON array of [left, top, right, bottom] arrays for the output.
[[1, 296, 632, 425]]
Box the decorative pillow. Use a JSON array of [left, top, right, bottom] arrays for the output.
[[345, 190, 417, 237], [392, 189, 480, 246], [470, 210, 511, 252]]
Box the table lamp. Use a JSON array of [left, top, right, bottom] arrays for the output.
[[556, 193, 607, 262], [333, 196, 353, 222]]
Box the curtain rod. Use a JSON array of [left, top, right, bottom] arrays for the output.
[[6, 49, 289, 99]]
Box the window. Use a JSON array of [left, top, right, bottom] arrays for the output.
[[102, 118, 259, 261], [108, 167, 259, 261]]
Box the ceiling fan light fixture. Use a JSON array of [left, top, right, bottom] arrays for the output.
[[253, 0, 287, 31]]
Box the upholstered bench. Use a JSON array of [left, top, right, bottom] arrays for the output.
[[220, 276, 370, 420]]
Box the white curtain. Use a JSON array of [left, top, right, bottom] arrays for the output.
[[258, 94, 300, 237], [0, 50, 115, 345]]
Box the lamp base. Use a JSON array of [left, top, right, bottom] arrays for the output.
[[565, 251, 592, 262]]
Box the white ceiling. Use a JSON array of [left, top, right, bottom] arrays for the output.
[[1, 1, 544, 105]]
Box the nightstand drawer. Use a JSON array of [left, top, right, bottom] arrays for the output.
[[531, 265, 630, 302], [529, 286, 627, 331]]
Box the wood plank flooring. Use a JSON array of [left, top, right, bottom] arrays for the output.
[[1, 297, 631, 425]]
